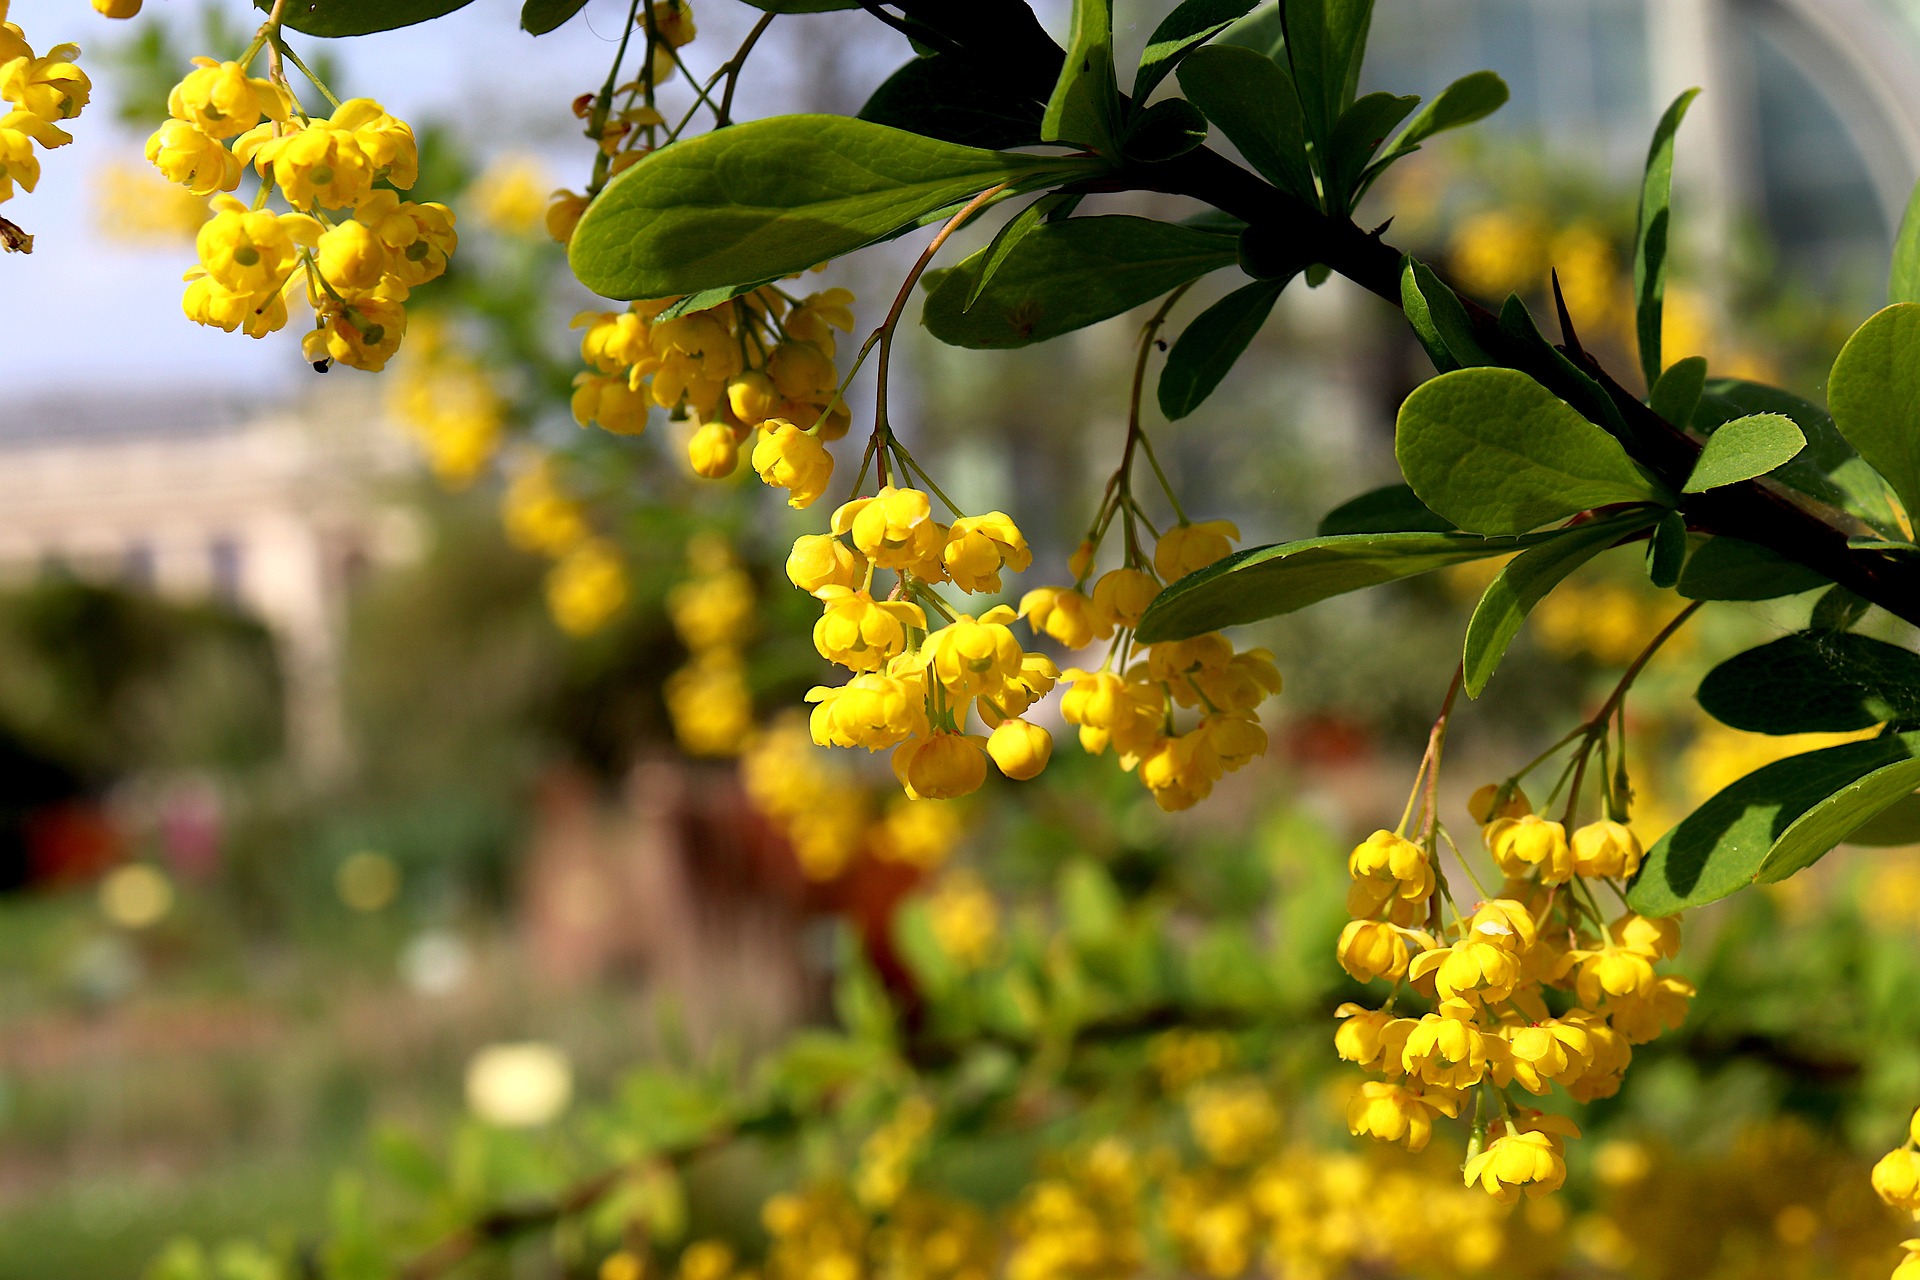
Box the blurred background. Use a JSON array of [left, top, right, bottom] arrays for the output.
[[3, 0, 1920, 1276]]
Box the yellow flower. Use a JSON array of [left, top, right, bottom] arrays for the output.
[[237, 118, 375, 210], [181, 270, 289, 337], [726, 368, 780, 426], [1912, 1107, 1920, 1147], [1467, 782, 1531, 823], [986, 718, 1051, 780], [1895, 1240, 1920, 1280], [1463, 1129, 1566, 1203], [546, 188, 587, 243], [468, 153, 549, 236], [752, 420, 834, 508], [332, 97, 417, 186], [813, 587, 924, 672], [892, 732, 988, 801], [1561, 945, 1657, 1011], [786, 287, 855, 351], [1139, 730, 1223, 811], [807, 672, 928, 751], [1153, 519, 1238, 582], [836, 486, 942, 572], [787, 534, 865, 596], [93, 0, 143, 15], [664, 651, 753, 757], [545, 538, 628, 636], [315, 218, 387, 293], [1090, 567, 1159, 628], [1608, 912, 1680, 960], [194, 193, 311, 297], [354, 190, 456, 289], [1570, 820, 1643, 879], [1495, 1020, 1592, 1094], [1333, 1003, 1411, 1073], [943, 512, 1032, 594], [1447, 208, 1550, 299], [144, 118, 240, 195], [572, 308, 652, 372], [979, 651, 1059, 728], [0, 109, 66, 199], [1198, 714, 1265, 773], [569, 372, 649, 435], [1401, 1000, 1494, 1089], [167, 58, 287, 139], [1059, 668, 1163, 758], [1337, 919, 1414, 983], [1485, 814, 1573, 883], [503, 460, 587, 554], [1408, 934, 1523, 1005], [304, 294, 407, 371], [1346, 830, 1433, 919], [924, 606, 1024, 701], [1347, 1080, 1458, 1152], [1605, 975, 1694, 1044], [684, 420, 741, 478], [1020, 585, 1112, 650], [1873, 1149, 1920, 1211], [767, 339, 837, 402]]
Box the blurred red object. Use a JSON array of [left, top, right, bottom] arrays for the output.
[[26, 802, 123, 885]]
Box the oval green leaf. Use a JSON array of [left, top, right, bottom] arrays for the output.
[[1135, 527, 1572, 644], [263, 0, 477, 36], [1757, 753, 1920, 882], [1695, 379, 1904, 539], [1044, 0, 1121, 153], [1157, 278, 1287, 420], [1681, 412, 1805, 493], [1827, 302, 1920, 524], [1177, 45, 1314, 202], [1134, 0, 1259, 99], [1633, 88, 1699, 389], [1675, 535, 1830, 601], [1394, 367, 1670, 535], [570, 115, 1096, 300], [521, 0, 588, 34], [1628, 732, 1920, 914], [1462, 511, 1660, 697], [1697, 632, 1920, 735], [922, 216, 1238, 350], [1646, 510, 1687, 587], [1316, 484, 1455, 536], [859, 55, 1047, 151]]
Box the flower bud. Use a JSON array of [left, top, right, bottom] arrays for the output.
[[687, 419, 740, 478], [1467, 783, 1531, 825], [1571, 821, 1643, 879], [987, 719, 1051, 781]]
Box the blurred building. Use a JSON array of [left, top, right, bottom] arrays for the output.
[[1369, 0, 1920, 285], [0, 387, 417, 776]]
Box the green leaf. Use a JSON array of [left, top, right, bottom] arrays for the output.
[[1462, 510, 1659, 697], [859, 55, 1046, 151], [1628, 732, 1920, 913], [1157, 278, 1287, 419], [1134, 0, 1259, 99], [1177, 45, 1314, 202], [1810, 585, 1870, 632], [520, 0, 588, 34], [1044, 0, 1121, 153], [1369, 70, 1508, 171], [1325, 91, 1420, 211], [1394, 367, 1670, 535], [263, 0, 477, 36], [1498, 294, 1628, 435], [1280, 0, 1375, 166], [966, 194, 1069, 310], [1757, 753, 1920, 883], [1694, 379, 1905, 537], [1648, 355, 1707, 427], [1647, 510, 1687, 588], [1843, 793, 1920, 846], [1399, 258, 1488, 370], [1633, 89, 1699, 390], [921, 215, 1237, 349], [1675, 536, 1830, 601], [1135, 527, 1574, 643], [1681, 412, 1805, 493], [1317, 483, 1456, 536], [1123, 98, 1211, 163], [1697, 632, 1920, 734], [570, 115, 1094, 300], [656, 280, 775, 322], [1826, 303, 1920, 524], [1893, 175, 1920, 305]]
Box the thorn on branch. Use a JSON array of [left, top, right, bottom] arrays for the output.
[[1551, 269, 1585, 358]]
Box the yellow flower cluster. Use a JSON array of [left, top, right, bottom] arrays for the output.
[[664, 536, 756, 757], [568, 285, 854, 467], [145, 36, 452, 368], [0, 1, 91, 251], [788, 484, 1058, 801], [1007, 1140, 1147, 1280], [1039, 520, 1280, 811], [924, 870, 999, 970], [502, 454, 629, 636], [1875, 1107, 1920, 1280], [740, 716, 961, 882], [760, 1182, 996, 1280], [386, 317, 507, 488], [92, 158, 205, 244], [854, 1096, 936, 1211], [1333, 794, 1694, 1200]]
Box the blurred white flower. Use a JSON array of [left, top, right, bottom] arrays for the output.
[[465, 1042, 572, 1128]]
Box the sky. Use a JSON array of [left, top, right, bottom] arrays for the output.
[[0, 0, 894, 396]]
